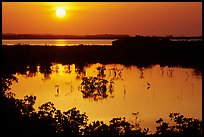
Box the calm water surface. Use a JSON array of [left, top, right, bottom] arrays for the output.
[[2, 39, 115, 46], [10, 63, 202, 133]]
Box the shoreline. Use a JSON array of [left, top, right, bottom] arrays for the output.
[[2, 44, 202, 72]]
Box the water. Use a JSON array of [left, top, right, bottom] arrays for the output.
[[2, 39, 115, 46], [9, 63, 202, 133]]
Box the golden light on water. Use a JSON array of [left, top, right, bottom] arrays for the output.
[[10, 63, 202, 132]]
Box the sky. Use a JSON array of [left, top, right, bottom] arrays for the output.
[[2, 2, 202, 36]]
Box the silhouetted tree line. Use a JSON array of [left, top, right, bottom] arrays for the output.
[[2, 40, 202, 71], [112, 35, 202, 47], [2, 33, 129, 39], [1, 74, 202, 136]]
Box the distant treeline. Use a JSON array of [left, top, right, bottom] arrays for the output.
[[112, 35, 202, 47], [2, 44, 202, 71], [2, 35, 203, 73], [2, 33, 130, 39], [2, 33, 202, 40]]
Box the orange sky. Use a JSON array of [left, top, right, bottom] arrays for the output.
[[2, 2, 202, 36]]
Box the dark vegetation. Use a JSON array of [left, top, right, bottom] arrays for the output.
[[2, 36, 202, 71], [1, 36, 203, 136], [1, 74, 203, 136], [2, 33, 201, 40], [2, 33, 130, 39], [79, 77, 113, 101], [78, 66, 115, 101]]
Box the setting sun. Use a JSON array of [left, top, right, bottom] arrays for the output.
[[1, 2, 202, 136], [56, 8, 66, 18]]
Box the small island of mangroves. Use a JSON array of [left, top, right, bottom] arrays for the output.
[[2, 36, 202, 71]]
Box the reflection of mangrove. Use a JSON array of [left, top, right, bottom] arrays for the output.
[[1, 74, 202, 136], [139, 67, 145, 78], [192, 69, 202, 77], [97, 65, 106, 78], [108, 67, 123, 80], [160, 67, 164, 76], [167, 68, 174, 78], [78, 77, 114, 101], [2, 62, 201, 93], [40, 64, 52, 80], [65, 81, 74, 96], [75, 64, 86, 80], [54, 85, 60, 97], [0, 74, 203, 137], [147, 81, 151, 90]]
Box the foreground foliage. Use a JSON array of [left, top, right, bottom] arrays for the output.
[[1, 74, 202, 136]]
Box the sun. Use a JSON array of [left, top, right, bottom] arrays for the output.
[[56, 8, 66, 18]]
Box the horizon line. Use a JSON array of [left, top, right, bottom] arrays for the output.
[[2, 33, 202, 37]]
